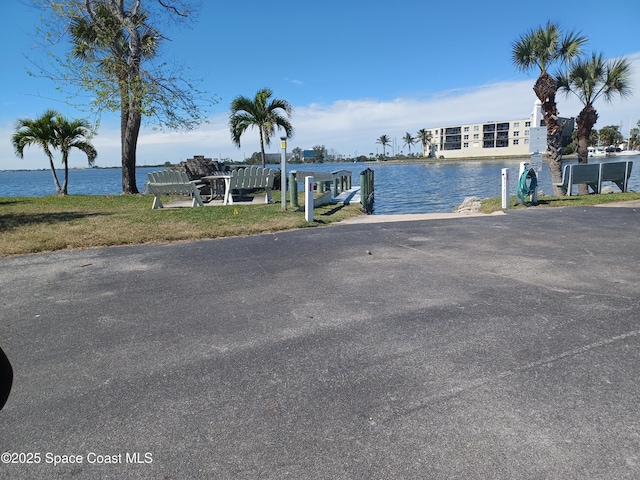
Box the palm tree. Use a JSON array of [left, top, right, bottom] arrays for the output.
[[69, 4, 159, 194], [512, 22, 587, 195], [12, 109, 63, 194], [598, 125, 624, 148], [229, 88, 294, 168], [54, 114, 98, 195], [402, 132, 415, 155], [556, 53, 632, 193], [416, 129, 433, 157], [629, 122, 640, 150], [376, 135, 392, 158], [12, 110, 97, 195]]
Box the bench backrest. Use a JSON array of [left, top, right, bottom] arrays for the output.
[[148, 170, 191, 185], [600, 161, 632, 182], [569, 164, 600, 184], [147, 171, 199, 196], [228, 166, 276, 190]]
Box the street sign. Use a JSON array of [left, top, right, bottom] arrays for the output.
[[530, 152, 543, 173], [529, 127, 546, 154]]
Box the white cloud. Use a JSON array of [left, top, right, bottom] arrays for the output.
[[2, 52, 639, 170]]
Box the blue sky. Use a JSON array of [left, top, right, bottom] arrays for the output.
[[1, 0, 639, 170]]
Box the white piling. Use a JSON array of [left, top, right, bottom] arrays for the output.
[[305, 176, 314, 222], [501, 168, 509, 209]]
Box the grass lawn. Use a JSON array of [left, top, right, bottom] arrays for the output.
[[3, 189, 640, 258], [0, 192, 363, 257], [480, 191, 640, 214]]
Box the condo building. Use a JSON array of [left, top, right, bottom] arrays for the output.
[[427, 100, 574, 159]]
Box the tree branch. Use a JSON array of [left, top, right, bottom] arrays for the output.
[[157, 0, 188, 17]]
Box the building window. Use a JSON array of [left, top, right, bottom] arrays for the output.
[[524, 138, 529, 144], [513, 131, 519, 137], [473, 134, 479, 139], [514, 122, 519, 127], [463, 142, 469, 148], [513, 139, 519, 145], [524, 130, 529, 136], [525, 121, 531, 127], [464, 126, 469, 132], [464, 134, 469, 140], [474, 125, 479, 131]]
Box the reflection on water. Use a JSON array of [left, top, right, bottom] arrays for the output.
[[1, 158, 638, 215]]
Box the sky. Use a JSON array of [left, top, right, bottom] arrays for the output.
[[1, 0, 639, 170]]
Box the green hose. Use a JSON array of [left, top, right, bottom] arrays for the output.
[[517, 168, 538, 200]]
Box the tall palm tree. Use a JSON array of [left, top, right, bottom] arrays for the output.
[[12, 109, 63, 194], [402, 132, 415, 155], [376, 135, 392, 157], [416, 129, 433, 157], [229, 88, 294, 168], [54, 114, 98, 195], [556, 53, 632, 193], [512, 22, 587, 195], [69, 3, 159, 194]]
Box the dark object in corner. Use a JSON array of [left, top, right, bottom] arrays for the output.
[[0, 346, 12, 410]]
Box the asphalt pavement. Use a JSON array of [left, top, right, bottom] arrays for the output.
[[1, 203, 640, 479]]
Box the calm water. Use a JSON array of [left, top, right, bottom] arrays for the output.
[[1, 158, 638, 215]]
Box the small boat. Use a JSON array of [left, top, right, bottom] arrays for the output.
[[605, 146, 639, 157], [587, 147, 607, 157], [613, 150, 640, 157]]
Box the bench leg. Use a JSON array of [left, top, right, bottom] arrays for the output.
[[152, 196, 164, 209], [191, 195, 204, 207], [265, 188, 273, 204]]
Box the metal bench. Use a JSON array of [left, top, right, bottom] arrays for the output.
[[146, 171, 205, 209], [554, 161, 633, 196]]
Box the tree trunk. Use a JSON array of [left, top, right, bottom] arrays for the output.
[[47, 155, 63, 195], [259, 128, 266, 168], [121, 109, 142, 194], [533, 71, 566, 196], [61, 152, 69, 195], [576, 105, 598, 195]]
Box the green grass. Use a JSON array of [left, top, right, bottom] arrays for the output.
[[0, 192, 363, 257], [3, 189, 638, 257], [480, 191, 640, 214]]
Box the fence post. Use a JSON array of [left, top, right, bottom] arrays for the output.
[[305, 176, 314, 222], [289, 172, 298, 207], [501, 168, 509, 209], [360, 168, 374, 214]]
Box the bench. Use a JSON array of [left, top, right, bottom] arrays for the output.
[[224, 166, 276, 205], [146, 171, 205, 209], [554, 161, 633, 196]]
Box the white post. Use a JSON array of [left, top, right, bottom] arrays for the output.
[[280, 137, 287, 210], [305, 176, 314, 222], [501, 168, 509, 209]]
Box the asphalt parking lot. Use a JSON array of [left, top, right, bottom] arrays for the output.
[[1, 204, 640, 479]]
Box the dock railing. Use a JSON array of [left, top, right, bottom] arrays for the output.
[[289, 170, 352, 207]]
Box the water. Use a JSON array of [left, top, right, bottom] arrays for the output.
[[0, 167, 159, 198], [1, 158, 638, 215]]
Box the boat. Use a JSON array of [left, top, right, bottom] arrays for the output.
[[612, 150, 640, 157], [605, 146, 639, 157], [587, 147, 607, 157]]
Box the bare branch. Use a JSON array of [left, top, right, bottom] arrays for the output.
[[157, 0, 188, 17]]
